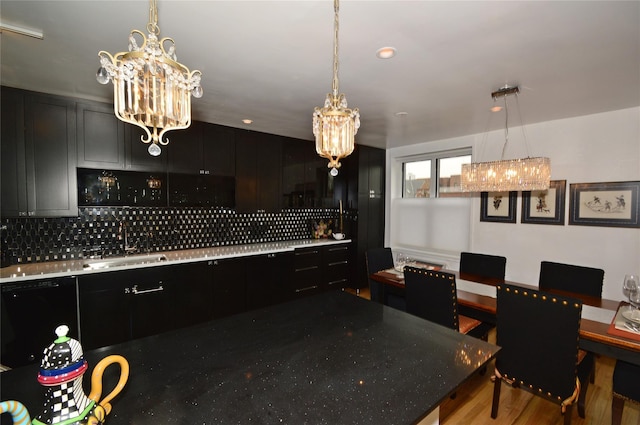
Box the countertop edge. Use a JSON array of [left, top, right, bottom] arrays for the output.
[[0, 239, 351, 283]]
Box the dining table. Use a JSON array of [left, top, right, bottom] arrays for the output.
[[0, 290, 499, 425], [370, 266, 640, 366]]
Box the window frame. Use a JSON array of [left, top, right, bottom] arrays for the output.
[[400, 148, 471, 198]]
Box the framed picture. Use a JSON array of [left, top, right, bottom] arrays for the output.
[[480, 191, 517, 223], [521, 180, 566, 225], [569, 181, 640, 228]]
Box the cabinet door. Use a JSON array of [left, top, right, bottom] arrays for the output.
[[291, 247, 323, 298], [125, 125, 168, 171], [203, 123, 236, 177], [1, 87, 27, 217], [212, 257, 247, 318], [323, 243, 351, 290], [24, 92, 77, 217], [167, 121, 204, 174], [246, 252, 292, 309], [78, 272, 131, 350], [236, 130, 282, 213], [282, 138, 309, 209], [172, 262, 214, 328], [76, 101, 125, 169]]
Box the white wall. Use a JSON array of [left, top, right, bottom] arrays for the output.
[[385, 107, 640, 300]]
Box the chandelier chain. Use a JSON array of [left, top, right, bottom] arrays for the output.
[[147, 0, 160, 36], [332, 0, 340, 96]]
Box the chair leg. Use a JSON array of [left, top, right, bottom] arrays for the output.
[[563, 404, 573, 425], [590, 360, 596, 384], [611, 395, 625, 425], [490, 377, 501, 419], [577, 374, 589, 418]]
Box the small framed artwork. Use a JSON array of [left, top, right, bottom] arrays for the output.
[[480, 191, 517, 223], [521, 180, 566, 225], [569, 181, 640, 228]]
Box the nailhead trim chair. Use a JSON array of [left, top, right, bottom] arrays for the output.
[[612, 360, 640, 425], [460, 252, 507, 281], [491, 284, 594, 425]]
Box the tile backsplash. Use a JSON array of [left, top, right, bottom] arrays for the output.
[[1, 207, 354, 265]]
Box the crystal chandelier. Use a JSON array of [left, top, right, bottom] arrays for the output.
[[460, 86, 551, 192], [313, 0, 360, 177], [96, 0, 203, 157]]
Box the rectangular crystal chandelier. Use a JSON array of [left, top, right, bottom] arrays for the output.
[[460, 86, 551, 192]]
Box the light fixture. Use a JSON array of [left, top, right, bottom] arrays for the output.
[[96, 0, 203, 157], [460, 85, 551, 192], [376, 46, 396, 59], [313, 0, 360, 177]]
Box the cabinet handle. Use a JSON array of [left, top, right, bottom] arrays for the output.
[[328, 246, 348, 252], [131, 284, 164, 295], [328, 278, 348, 286], [295, 250, 319, 256], [295, 285, 318, 293], [328, 260, 348, 267], [295, 266, 319, 272]]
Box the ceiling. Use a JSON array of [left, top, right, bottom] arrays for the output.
[[1, 1, 639, 150]]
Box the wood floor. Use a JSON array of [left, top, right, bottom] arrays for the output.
[[344, 287, 640, 425]]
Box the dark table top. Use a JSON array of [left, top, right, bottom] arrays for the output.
[[1, 291, 499, 425]]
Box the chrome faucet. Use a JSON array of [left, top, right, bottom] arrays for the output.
[[118, 219, 137, 255]]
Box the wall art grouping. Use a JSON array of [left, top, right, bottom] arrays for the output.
[[480, 180, 639, 228]]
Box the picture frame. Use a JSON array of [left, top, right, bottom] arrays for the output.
[[569, 181, 640, 228], [521, 180, 566, 225], [480, 191, 517, 223]]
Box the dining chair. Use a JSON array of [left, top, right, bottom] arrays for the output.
[[491, 284, 594, 425], [403, 267, 491, 341], [365, 248, 405, 310], [538, 261, 604, 298], [459, 252, 506, 281], [612, 360, 640, 425]]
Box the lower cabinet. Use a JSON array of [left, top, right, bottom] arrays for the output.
[[291, 243, 352, 298], [246, 252, 292, 309], [211, 257, 246, 319], [78, 262, 213, 350]]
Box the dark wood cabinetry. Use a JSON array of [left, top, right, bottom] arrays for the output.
[[1, 88, 77, 217], [76, 100, 125, 169], [78, 262, 212, 350], [290, 242, 351, 298], [246, 252, 292, 309], [212, 257, 247, 318], [168, 122, 236, 176], [125, 125, 167, 172], [324, 243, 351, 290], [236, 130, 282, 213]]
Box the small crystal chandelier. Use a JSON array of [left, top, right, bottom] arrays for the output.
[[460, 86, 551, 192], [96, 0, 203, 157], [313, 0, 360, 177]]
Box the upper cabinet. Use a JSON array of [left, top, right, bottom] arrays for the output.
[[235, 130, 282, 213], [282, 137, 341, 209], [125, 125, 167, 172], [1, 87, 78, 217], [167, 122, 236, 176], [76, 100, 125, 169]]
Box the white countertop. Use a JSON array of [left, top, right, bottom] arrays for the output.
[[0, 238, 351, 283]]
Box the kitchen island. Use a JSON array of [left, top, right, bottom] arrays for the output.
[[0, 291, 499, 425]]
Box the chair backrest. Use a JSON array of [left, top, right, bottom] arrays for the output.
[[496, 284, 582, 403], [539, 261, 604, 298], [460, 252, 506, 280], [365, 248, 395, 303], [404, 267, 458, 330]]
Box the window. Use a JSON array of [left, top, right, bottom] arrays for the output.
[[402, 149, 471, 198]]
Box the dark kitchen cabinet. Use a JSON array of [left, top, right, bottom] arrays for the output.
[[168, 122, 236, 177], [235, 130, 282, 213], [212, 257, 247, 318], [76, 100, 125, 169], [323, 243, 351, 290], [282, 137, 338, 209], [290, 246, 324, 298], [0, 87, 77, 217], [78, 263, 212, 350], [246, 251, 292, 309]]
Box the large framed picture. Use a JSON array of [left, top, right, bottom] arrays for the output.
[[569, 181, 640, 228], [480, 191, 517, 223], [521, 180, 566, 225]]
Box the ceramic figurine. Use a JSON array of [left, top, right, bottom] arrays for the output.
[[0, 325, 129, 425]]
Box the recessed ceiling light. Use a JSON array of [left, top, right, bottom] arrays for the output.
[[491, 106, 503, 112], [376, 47, 396, 59], [395, 111, 408, 117], [242, 119, 253, 124]]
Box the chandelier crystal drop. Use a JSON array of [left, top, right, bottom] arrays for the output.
[[313, 0, 360, 176], [460, 85, 551, 192], [96, 0, 203, 157]]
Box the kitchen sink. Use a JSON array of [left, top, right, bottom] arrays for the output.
[[82, 254, 168, 270]]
